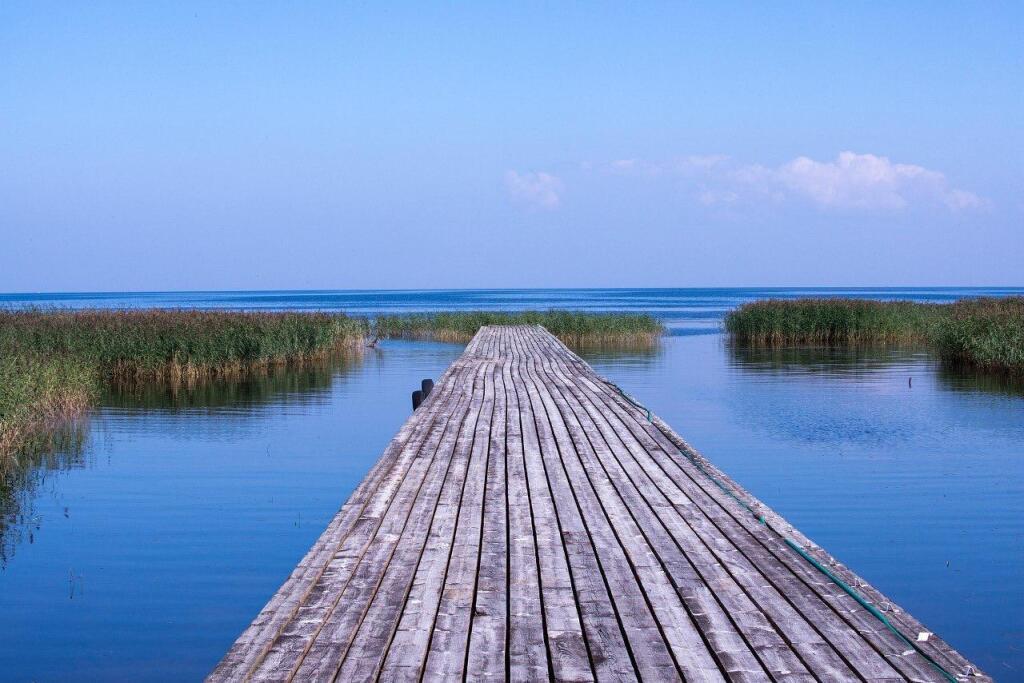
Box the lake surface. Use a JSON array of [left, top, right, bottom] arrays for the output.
[[1, 288, 1022, 680]]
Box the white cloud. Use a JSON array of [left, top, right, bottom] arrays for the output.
[[505, 170, 563, 209], [594, 151, 985, 212], [771, 152, 983, 210], [944, 188, 985, 210]]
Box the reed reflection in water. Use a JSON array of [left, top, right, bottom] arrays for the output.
[[1, 425, 90, 567]]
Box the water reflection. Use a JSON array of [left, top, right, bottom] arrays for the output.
[[574, 340, 663, 369], [1, 425, 89, 567], [727, 341, 1024, 398], [100, 351, 364, 411], [726, 341, 931, 378], [723, 343, 1024, 445], [1, 352, 365, 567], [717, 342, 926, 446], [936, 365, 1024, 397]]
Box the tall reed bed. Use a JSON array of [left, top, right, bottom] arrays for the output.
[[0, 309, 368, 460], [0, 309, 368, 382], [373, 311, 664, 346], [930, 297, 1024, 374], [0, 354, 95, 465], [724, 298, 943, 345], [725, 297, 1024, 374], [0, 308, 665, 460]]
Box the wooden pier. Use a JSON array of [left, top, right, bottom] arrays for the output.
[[210, 326, 985, 682]]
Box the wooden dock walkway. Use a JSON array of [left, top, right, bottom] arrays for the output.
[[210, 325, 985, 682]]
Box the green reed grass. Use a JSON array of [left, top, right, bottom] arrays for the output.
[[930, 297, 1024, 375], [724, 298, 943, 344], [0, 309, 368, 382], [725, 297, 1024, 374], [0, 308, 662, 460], [0, 309, 368, 459], [372, 311, 664, 346], [0, 354, 96, 463]]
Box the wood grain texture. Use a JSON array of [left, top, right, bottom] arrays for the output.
[[209, 326, 987, 683]]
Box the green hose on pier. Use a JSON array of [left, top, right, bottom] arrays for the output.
[[781, 538, 956, 682], [614, 385, 652, 421]]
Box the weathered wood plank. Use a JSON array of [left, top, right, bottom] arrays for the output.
[[499, 329, 550, 682], [465, 330, 511, 678], [539, 330, 980, 682], [534, 332, 913, 680], [373, 364, 494, 679], [332, 363, 493, 681], [536, 332, 860, 681], [533, 339, 804, 682], [284, 362, 488, 681], [518, 329, 718, 681], [208, 351, 472, 682], [420, 345, 499, 679], [209, 325, 987, 683], [510, 327, 620, 681]]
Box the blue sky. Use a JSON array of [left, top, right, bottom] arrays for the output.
[[2, 2, 1021, 291]]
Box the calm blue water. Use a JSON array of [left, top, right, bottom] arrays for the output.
[[1, 288, 1022, 681]]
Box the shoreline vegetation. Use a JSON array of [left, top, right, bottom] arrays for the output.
[[0, 309, 663, 460], [725, 297, 1024, 375], [373, 311, 665, 346], [0, 310, 367, 462], [4, 298, 1019, 461], [1, 310, 367, 382], [0, 354, 95, 462]]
